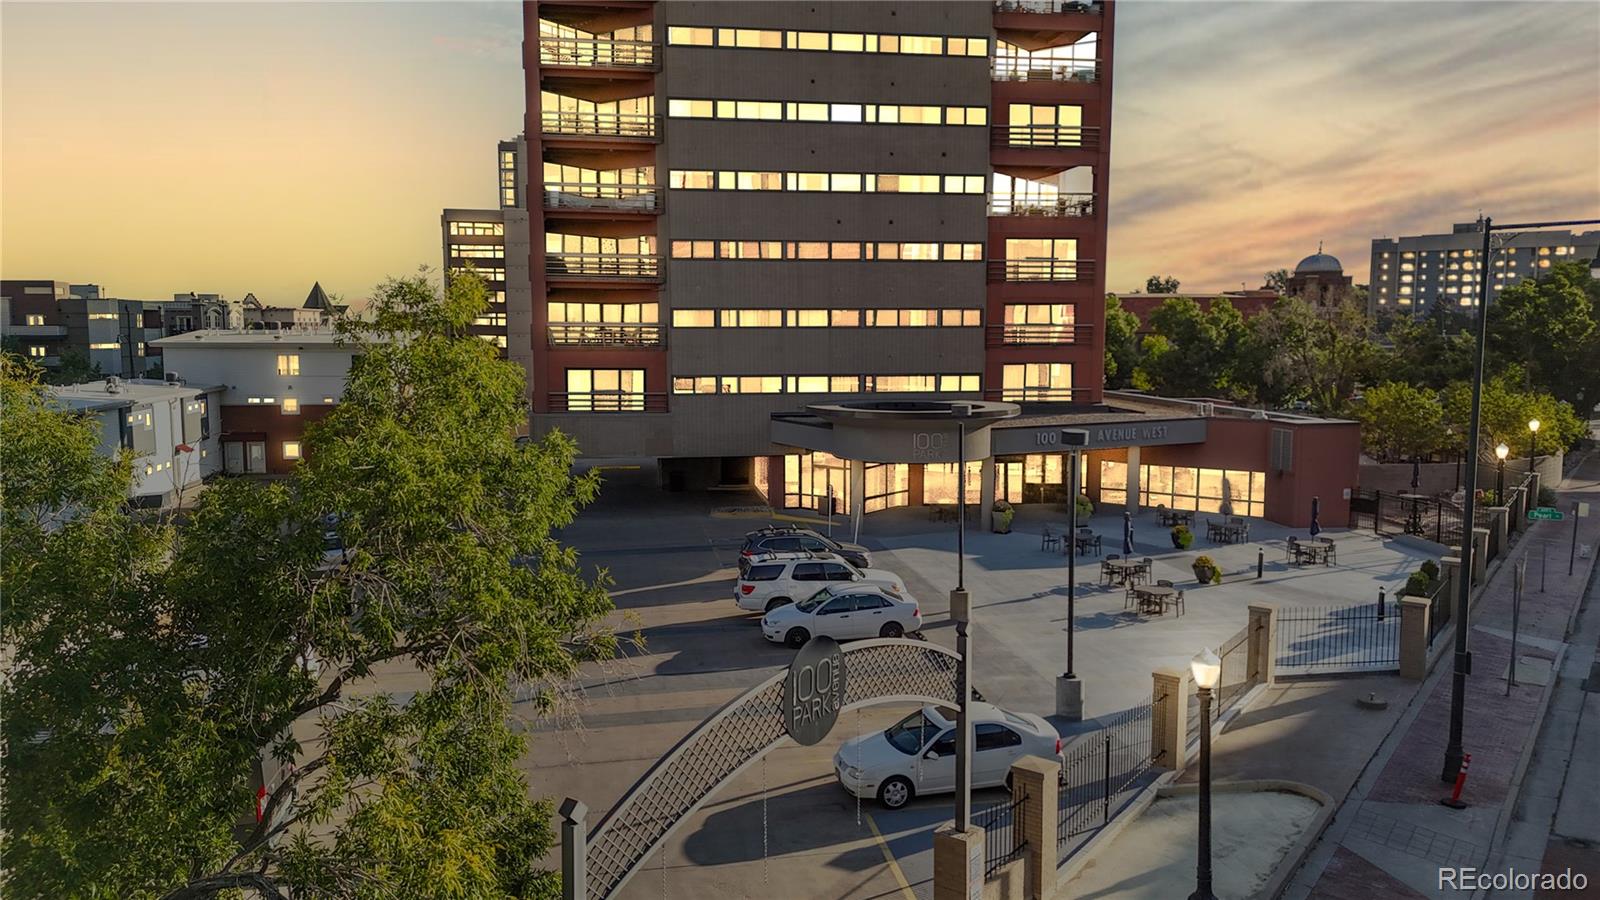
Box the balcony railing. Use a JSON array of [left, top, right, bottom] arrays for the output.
[[540, 110, 659, 140], [984, 387, 1093, 403], [985, 323, 1095, 346], [987, 258, 1096, 283], [992, 124, 1101, 151], [546, 391, 668, 413], [547, 323, 664, 348], [987, 192, 1095, 218], [543, 183, 662, 213], [991, 57, 1100, 83], [539, 36, 657, 69], [994, 0, 1102, 13], [5, 324, 68, 337], [545, 253, 662, 281]]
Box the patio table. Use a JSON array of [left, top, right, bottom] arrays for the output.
[[1104, 558, 1146, 586], [1130, 583, 1178, 615]]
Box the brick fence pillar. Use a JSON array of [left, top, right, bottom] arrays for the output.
[[1151, 667, 1191, 774], [1010, 755, 1059, 900], [1399, 595, 1432, 680], [933, 824, 984, 900], [1247, 603, 1277, 687], [1487, 507, 1508, 560], [1471, 528, 1490, 585]]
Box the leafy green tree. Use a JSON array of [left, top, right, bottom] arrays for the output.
[[1383, 313, 1475, 388], [47, 345, 102, 385], [1442, 366, 1588, 458], [1356, 381, 1447, 461], [2, 270, 617, 899], [1134, 297, 1251, 398], [1249, 298, 1383, 413], [1144, 274, 1180, 294], [1486, 260, 1600, 411], [1263, 269, 1290, 293], [1102, 293, 1142, 389]]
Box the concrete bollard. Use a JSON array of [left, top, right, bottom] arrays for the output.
[[1399, 596, 1432, 680]]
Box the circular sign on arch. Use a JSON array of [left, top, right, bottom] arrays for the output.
[[783, 636, 847, 746]]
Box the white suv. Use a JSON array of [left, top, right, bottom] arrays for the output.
[[734, 552, 909, 614]]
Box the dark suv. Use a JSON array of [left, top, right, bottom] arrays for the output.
[[739, 527, 870, 573]]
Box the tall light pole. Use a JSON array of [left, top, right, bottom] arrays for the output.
[[1495, 443, 1509, 505], [952, 408, 974, 830], [1057, 429, 1090, 719], [1189, 648, 1222, 900], [1528, 418, 1541, 484]]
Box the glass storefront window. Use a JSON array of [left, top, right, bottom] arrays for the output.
[[924, 462, 982, 505], [784, 452, 850, 513], [864, 463, 910, 513], [1100, 462, 1266, 517]]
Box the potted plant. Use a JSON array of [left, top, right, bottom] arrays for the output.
[[992, 499, 1015, 534], [1171, 524, 1194, 549], [1192, 554, 1221, 584], [1075, 494, 1094, 520]]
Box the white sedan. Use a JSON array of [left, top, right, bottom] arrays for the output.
[[761, 584, 920, 647], [833, 703, 1062, 809]]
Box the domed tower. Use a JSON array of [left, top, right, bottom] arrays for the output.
[[1285, 242, 1354, 307]]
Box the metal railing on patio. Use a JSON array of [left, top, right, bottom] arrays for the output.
[[991, 57, 1100, 83], [987, 192, 1095, 217], [986, 258, 1096, 282], [545, 253, 661, 280], [977, 790, 1029, 879], [1349, 489, 1469, 547], [543, 183, 663, 213], [1424, 578, 1452, 645], [540, 110, 659, 140], [983, 387, 1094, 404], [1187, 624, 1257, 746], [539, 36, 657, 69], [1058, 698, 1156, 846], [985, 323, 1094, 346], [1274, 600, 1399, 674], [545, 392, 668, 413], [547, 324, 664, 348], [994, 0, 1102, 13], [992, 124, 1101, 151]]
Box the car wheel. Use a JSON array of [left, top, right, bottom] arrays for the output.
[[879, 621, 905, 638], [878, 776, 914, 810], [765, 597, 791, 614], [785, 627, 810, 649]]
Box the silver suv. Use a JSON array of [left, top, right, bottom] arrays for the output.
[[734, 551, 909, 614]]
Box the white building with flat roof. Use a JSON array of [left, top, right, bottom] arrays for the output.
[[49, 377, 223, 508]]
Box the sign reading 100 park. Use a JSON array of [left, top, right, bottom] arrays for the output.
[[783, 636, 848, 746]]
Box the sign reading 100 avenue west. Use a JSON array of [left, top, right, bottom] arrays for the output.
[[783, 636, 848, 746]]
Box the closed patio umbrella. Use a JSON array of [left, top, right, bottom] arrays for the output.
[[1410, 459, 1421, 492], [1122, 510, 1134, 555], [1310, 496, 1322, 537]]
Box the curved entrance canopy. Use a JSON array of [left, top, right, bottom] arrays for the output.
[[584, 638, 966, 900]]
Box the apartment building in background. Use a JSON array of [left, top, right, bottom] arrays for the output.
[[1370, 221, 1600, 317], [1, 280, 165, 378], [152, 330, 362, 475], [48, 378, 223, 508]]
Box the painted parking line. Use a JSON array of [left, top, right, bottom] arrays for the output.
[[865, 811, 918, 900]]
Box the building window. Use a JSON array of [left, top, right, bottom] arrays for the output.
[[283, 441, 302, 461], [88, 342, 119, 350], [548, 301, 658, 324], [448, 221, 503, 236], [565, 368, 646, 411], [669, 238, 982, 261], [1005, 104, 1083, 146], [863, 462, 910, 513], [672, 309, 716, 328], [1001, 363, 1073, 401], [923, 462, 982, 506], [24, 314, 45, 325], [1004, 238, 1078, 280], [28, 345, 46, 358], [668, 169, 984, 195], [1099, 461, 1266, 517], [282, 398, 300, 415], [277, 353, 300, 376], [783, 452, 850, 513]]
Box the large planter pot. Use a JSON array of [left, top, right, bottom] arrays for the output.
[[1192, 564, 1215, 584], [992, 511, 1014, 534]]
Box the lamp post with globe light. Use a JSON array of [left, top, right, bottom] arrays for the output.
[[1189, 648, 1222, 900], [1528, 418, 1541, 485], [1495, 443, 1509, 506]]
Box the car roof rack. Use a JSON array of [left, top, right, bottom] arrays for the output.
[[745, 549, 840, 565]]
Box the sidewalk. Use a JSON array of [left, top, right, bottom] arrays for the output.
[[1281, 454, 1600, 899]]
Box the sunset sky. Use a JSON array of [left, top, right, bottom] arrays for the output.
[[3, 1, 1597, 304]]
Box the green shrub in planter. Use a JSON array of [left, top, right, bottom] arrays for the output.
[[992, 499, 1015, 533], [1075, 494, 1094, 520], [1420, 559, 1440, 582], [1403, 571, 1434, 596], [1171, 525, 1194, 549], [1192, 554, 1221, 584]]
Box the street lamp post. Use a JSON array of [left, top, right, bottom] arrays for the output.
[[1528, 418, 1541, 484], [1189, 648, 1222, 900], [1495, 443, 1509, 506], [1057, 429, 1090, 719], [953, 410, 974, 831]]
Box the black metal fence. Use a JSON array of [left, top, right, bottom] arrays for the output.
[[978, 790, 1028, 879], [1424, 578, 1452, 645], [1187, 624, 1257, 746], [1057, 698, 1155, 845], [1349, 489, 1467, 546], [1274, 600, 1400, 673]]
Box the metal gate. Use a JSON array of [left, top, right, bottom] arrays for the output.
[[1274, 601, 1399, 673]]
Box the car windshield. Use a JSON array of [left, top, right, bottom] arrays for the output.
[[884, 710, 940, 755], [796, 588, 834, 612]]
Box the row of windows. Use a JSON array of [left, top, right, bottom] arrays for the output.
[[669, 170, 986, 194], [665, 26, 987, 57], [671, 308, 983, 328], [549, 302, 659, 324], [245, 396, 337, 411], [672, 374, 981, 394], [88, 342, 120, 350], [1384, 247, 1580, 259], [537, 20, 651, 42], [450, 266, 506, 283], [450, 244, 504, 259], [24, 314, 46, 325], [87, 312, 118, 320], [545, 234, 656, 255], [447, 221, 503, 236], [669, 240, 983, 262], [667, 98, 988, 126], [540, 92, 654, 117], [542, 163, 654, 185]]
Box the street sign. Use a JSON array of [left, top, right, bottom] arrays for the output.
[[1528, 507, 1564, 521], [783, 636, 846, 746]]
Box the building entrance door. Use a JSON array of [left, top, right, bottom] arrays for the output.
[[246, 442, 267, 474], [224, 442, 244, 474]]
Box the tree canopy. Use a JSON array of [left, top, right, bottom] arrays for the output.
[[1133, 296, 1250, 397], [2, 269, 617, 899], [1144, 274, 1180, 294], [1356, 381, 1448, 462], [1102, 293, 1141, 390]]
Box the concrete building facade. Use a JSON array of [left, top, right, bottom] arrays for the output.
[[49, 378, 223, 508], [1, 280, 165, 378], [1370, 221, 1600, 317]]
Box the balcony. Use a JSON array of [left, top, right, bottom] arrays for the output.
[[545, 253, 662, 282], [540, 110, 659, 142], [987, 192, 1094, 218], [995, 0, 1101, 12], [992, 124, 1102, 151], [991, 57, 1100, 83], [539, 36, 657, 70], [547, 323, 664, 348], [985, 323, 1095, 346], [4, 323, 68, 337], [984, 387, 1094, 403], [546, 391, 668, 413], [543, 182, 662, 214], [987, 258, 1097, 283]]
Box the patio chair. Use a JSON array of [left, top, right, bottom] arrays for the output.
[[1139, 557, 1154, 584], [1156, 578, 1174, 588], [1101, 553, 1120, 585], [1041, 525, 1061, 553], [1206, 518, 1223, 542], [1319, 536, 1337, 565], [1077, 528, 1102, 557], [1285, 536, 1300, 563], [1171, 589, 1186, 617]]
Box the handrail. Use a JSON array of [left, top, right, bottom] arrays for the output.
[[546, 391, 668, 413], [538, 36, 657, 69], [994, 0, 1102, 13], [986, 258, 1096, 283], [992, 124, 1101, 150], [985, 323, 1094, 346], [987, 192, 1095, 217], [547, 323, 664, 347], [991, 57, 1100, 83], [541, 110, 659, 139], [984, 387, 1092, 403], [543, 183, 663, 212], [545, 253, 662, 280]]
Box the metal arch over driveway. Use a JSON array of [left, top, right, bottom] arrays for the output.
[[581, 638, 966, 900]]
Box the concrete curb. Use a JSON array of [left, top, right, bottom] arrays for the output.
[[1155, 779, 1336, 900]]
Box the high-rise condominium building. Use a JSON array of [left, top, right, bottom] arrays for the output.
[[1370, 221, 1600, 317]]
